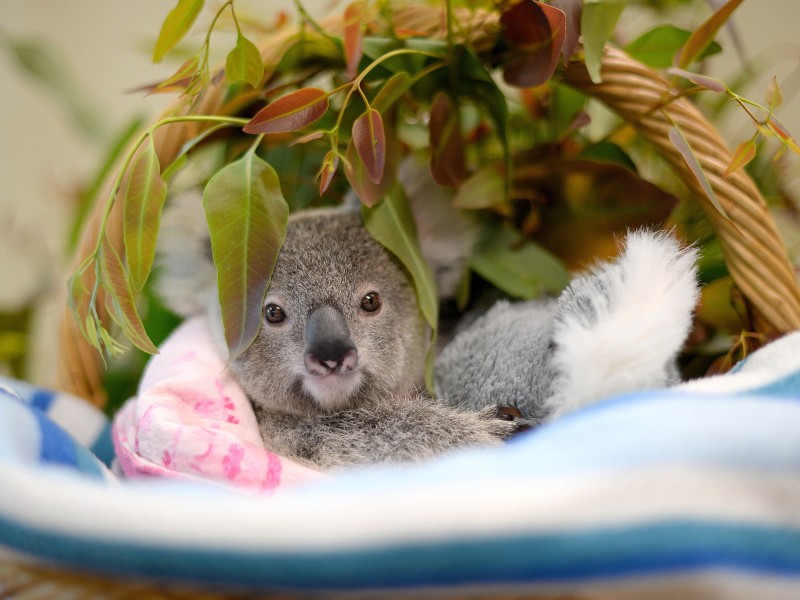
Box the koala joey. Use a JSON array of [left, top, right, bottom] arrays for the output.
[[157, 190, 521, 471]]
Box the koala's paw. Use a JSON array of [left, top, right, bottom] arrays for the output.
[[478, 405, 531, 440]]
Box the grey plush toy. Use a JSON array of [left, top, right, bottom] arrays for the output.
[[435, 230, 699, 426]]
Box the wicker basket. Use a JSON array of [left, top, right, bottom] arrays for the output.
[[25, 5, 800, 596]]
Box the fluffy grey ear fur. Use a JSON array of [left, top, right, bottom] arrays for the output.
[[155, 189, 218, 318], [544, 230, 700, 419]]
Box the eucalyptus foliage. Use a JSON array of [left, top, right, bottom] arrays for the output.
[[69, 0, 800, 378]]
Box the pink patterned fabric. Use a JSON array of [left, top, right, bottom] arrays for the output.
[[112, 317, 325, 493]]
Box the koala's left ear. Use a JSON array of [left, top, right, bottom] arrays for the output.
[[398, 154, 478, 300]]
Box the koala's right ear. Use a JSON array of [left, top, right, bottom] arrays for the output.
[[156, 189, 218, 317]]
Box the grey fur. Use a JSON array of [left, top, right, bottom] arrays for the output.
[[436, 230, 699, 424], [435, 299, 557, 425], [158, 202, 517, 471]]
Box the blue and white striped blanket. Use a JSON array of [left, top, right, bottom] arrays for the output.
[[1, 332, 800, 597]]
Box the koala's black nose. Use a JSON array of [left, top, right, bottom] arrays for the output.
[[304, 306, 358, 376]]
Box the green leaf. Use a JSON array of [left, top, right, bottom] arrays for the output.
[[123, 137, 167, 291], [581, 0, 627, 83], [203, 149, 289, 361], [452, 164, 506, 209], [676, 0, 743, 69], [372, 72, 413, 113], [470, 221, 569, 298], [625, 25, 721, 69], [667, 124, 729, 219], [362, 185, 438, 331], [226, 33, 265, 88], [99, 235, 159, 355], [244, 88, 329, 134], [153, 0, 205, 63]]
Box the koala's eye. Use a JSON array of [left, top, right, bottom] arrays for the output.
[[264, 303, 286, 324], [360, 292, 382, 313]]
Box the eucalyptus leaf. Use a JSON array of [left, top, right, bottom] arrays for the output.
[[668, 124, 729, 219], [153, 0, 204, 63], [625, 25, 721, 69], [676, 0, 743, 69], [470, 221, 569, 299], [372, 72, 413, 113], [226, 33, 265, 88], [124, 137, 167, 291], [361, 185, 438, 330], [99, 235, 159, 355], [582, 0, 627, 83], [204, 149, 289, 361]]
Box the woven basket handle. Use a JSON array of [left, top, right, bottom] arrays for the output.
[[564, 46, 800, 334]]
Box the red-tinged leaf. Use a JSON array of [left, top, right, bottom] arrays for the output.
[[550, 0, 581, 64], [668, 67, 726, 93], [318, 151, 339, 195], [725, 139, 757, 177], [452, 164, 507, 209], [344, 1, 365, 80], [204, 149, 289, 361], [352, 109, 385, 185], [676, 0, 744, 69], [668, 124, 729, 219], [562, 110, 592, 138], [226, 33, 264, 88], [123, 138, 167, 291], [153, 0, 204, 63], [244, 88, 329, 134], [767, 117, 800, 155], [501, 0, 567, 88], [429, 92, 465, 188], [99, 235, 159, 354], [344, 119, 399, 207], [766, 76, 783, 110]]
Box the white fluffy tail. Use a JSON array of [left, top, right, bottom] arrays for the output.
[[545, 231, 699, 418]]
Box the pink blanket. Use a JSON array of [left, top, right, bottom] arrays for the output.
[[112, 317, 325, 493]]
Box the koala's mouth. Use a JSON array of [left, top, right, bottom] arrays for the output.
[[301, 370, 364, 412]]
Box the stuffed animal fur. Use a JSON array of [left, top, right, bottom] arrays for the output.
[[436, 231, 699, 424]]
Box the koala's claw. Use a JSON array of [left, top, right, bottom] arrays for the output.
[[478, 405, 531, 440], [495, 405, 523, 421]]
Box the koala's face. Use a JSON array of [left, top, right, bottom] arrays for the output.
[[232, 209, 425, 416]]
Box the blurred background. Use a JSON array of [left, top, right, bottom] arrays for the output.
[[1, 0, 799, 388]]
